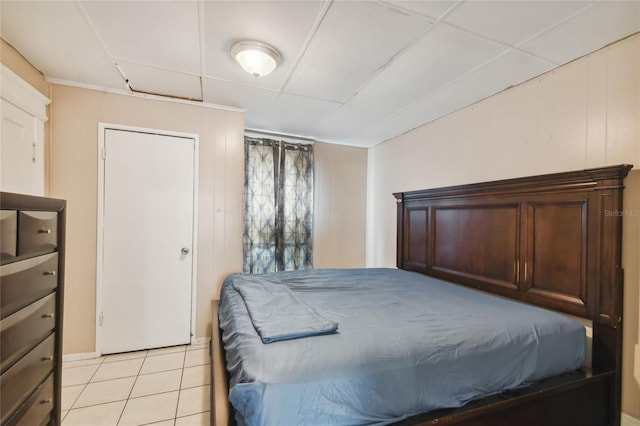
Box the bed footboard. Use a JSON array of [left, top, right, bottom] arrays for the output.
[[396, 370, 613, 425]]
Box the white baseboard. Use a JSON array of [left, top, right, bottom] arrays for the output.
[[63, 352, 101, 362], [64, 339, 209, 362], [622, 413, 640, 426]]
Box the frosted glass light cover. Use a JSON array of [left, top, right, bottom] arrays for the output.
[[232, 41, 280, 78]]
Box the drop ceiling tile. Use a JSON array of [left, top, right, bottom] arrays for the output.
[[80, 1, 201, 74], [0, 1, 123, 87], [520, 1, 640, 65], [284, 1, 432, 102], [249, 94, 340, 138], [308, 103, 390, 142], [354, 49, 557, 147], [410, 50, 555, 121], [203, 1, 325, 90], [350, 23, 508, 115], [480, 49, 557, 89], [348, 113, 413, 147], [386, 1, 459, 20], [314, 133, 377, 148], [428, 51, 555, 116], [117, 62, 202, 101], [48, 54, 125, 90], [443, 1, 593, 47], [202, 77, 277, 111]]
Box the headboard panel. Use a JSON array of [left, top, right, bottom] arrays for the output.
[[394, 165, 631, 326]]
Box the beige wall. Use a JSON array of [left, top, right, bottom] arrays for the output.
[[49, 84, 245, 354], [1, 39, 49, 97], [1, 39, 52, 193], [48, 84, 369, 355], [367, 34, 640, 418], [314, 142, 367, 268]]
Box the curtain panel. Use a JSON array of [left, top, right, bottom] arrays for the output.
[[243, 137, 314, 274]]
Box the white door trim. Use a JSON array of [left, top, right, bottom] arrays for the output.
[[1, 64, 51, 121], [96, 122, 199, 355]]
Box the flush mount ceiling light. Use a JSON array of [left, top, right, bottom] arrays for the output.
[[231, 41, 280, 78]]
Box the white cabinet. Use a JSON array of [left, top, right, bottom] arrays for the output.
[[0, 65, 50, 196]]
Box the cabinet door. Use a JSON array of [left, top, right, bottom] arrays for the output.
[[0, 99, 44, 196]]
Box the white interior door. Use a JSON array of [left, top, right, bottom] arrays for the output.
[[101, 128, 195, 354]]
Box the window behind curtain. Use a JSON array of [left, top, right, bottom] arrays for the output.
[[243, 137, 313, 274]]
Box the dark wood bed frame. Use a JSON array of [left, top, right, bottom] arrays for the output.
[[211, 164, 632, 426]]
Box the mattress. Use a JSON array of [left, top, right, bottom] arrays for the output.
[[219, 268, 585, 426]]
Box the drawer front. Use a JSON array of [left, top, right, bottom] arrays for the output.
[[18, 211, 58, 256], [1, 210, 17, 261], [1, 293, 56, 373], [0, 334, 55, 423], [0, 253, 58, 319], [37, 413, 52, 426], [5, 373, 54, 426]]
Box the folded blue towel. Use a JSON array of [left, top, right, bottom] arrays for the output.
[[233, 276, 338, 343]]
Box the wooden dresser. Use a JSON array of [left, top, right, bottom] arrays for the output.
[[0, 192, 65, 426]]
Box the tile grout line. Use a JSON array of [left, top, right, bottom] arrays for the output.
[[124, 346, 188, 424], [174, 346, 188, 422], [115, 349, 150, 426], [64, 356, 106, 414], [176, 343, 211, 422], [67, 379, 134, 411]]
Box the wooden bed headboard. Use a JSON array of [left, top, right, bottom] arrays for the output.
[[394, 165, 631, 325], [394, 164, 632, 425]]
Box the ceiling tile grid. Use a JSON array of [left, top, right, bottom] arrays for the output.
[[385, 0, 459, 20], [1, 0, 638, 148]]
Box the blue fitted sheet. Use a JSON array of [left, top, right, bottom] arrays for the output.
[[219, 268, 585, 426]]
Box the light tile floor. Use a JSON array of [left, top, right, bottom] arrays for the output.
[[62, 343, 210, 426]]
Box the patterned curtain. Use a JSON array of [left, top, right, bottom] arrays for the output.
[[243, 137, 313, 274]]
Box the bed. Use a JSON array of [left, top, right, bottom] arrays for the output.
[[210, 164, 632, 426]]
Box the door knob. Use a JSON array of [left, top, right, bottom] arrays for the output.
[[181, 247, 190, 255]]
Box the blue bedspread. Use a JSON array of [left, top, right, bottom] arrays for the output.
[[219, 268, 585, 426]]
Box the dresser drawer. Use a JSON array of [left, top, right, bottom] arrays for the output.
[[18, 211, 58, 256], [0, 253, 58, 319], [1, 210, 17, 261], [0, 334, 55, 423], [1, 293, 56, 373], [5, 373, 54, 426]]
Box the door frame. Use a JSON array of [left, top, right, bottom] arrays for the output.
[[95, 122, 199, 355]]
